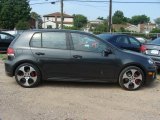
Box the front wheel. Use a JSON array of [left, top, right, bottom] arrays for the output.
[[15, 63, 41, 88], [119, 66, 145, 90]]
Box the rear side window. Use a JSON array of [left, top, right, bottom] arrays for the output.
[[30, 33, 41, 47], [115, 36, 129, 44], [42, 32, 67, 49], [30, 32, 67, 49]]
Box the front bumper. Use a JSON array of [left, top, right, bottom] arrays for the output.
[[145, 68, 157, 84]]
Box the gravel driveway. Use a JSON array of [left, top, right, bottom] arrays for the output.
[[0, 60, 160, 120]]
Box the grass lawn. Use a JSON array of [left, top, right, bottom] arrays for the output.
[[0, 54, 7, 61]]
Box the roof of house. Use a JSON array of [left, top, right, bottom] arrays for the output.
[[43, 12, 73, 18]]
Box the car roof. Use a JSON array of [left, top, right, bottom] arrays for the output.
[[98, 33, 132, 36], [23, 29, 90, 34]]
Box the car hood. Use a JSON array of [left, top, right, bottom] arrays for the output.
[[145, 43, 160, 49], [123, 49, 150, 59]]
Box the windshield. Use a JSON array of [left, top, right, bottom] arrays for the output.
[[150, 37, 160, 44]]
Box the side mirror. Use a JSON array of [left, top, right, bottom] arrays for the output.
[[102, 48, 112, 56]]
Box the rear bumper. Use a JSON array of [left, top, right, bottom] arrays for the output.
[[5, 60, 14, 77]]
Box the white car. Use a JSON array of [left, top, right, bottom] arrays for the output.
[[135, 37, 149, 44]]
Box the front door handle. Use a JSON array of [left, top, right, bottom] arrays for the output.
[[35, 52, 45, 56], [73, 55, 82, 59]]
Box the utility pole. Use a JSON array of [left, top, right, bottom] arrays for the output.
[[60, 0, 63, 29], [108, 0, 112, 33]]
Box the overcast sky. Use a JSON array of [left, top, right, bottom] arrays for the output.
[[30, 0, 160, 22]]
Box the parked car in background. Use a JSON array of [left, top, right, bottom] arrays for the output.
[[0, 32, 15, 52], [97, 34, 146, 52], [135, 37, 150, 44], [143, 37, 160, 69], [5, 30, 156, 90]]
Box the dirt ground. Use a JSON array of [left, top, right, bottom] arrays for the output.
[[0, 60, 160, 120]]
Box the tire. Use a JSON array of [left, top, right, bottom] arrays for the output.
[[15, 63, 41, 88], [119, 66, 145, 91]]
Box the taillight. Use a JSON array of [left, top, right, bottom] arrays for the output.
[[140, 45, 146, 53], [7, 48, 15, 56]]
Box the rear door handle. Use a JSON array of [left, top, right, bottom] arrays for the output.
[[35, 52, 45, 56], [73, 55, 82, 59]]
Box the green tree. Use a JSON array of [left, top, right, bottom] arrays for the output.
[[0, 0, 31, 29], [73, 14, 87, 29], [129, 15, 150, 25], [154, 17, 160, 28], [31, 12, 43, 29], [112, 10, 128, 24], [92, 21, 108, 34], [16, 20, 30, 30], [97, 17, 105, 20], [150, 28, 160, 33]]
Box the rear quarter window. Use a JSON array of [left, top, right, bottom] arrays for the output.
[[30, 33, 41, 48]]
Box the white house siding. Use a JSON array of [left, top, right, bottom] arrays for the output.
[[42, 15, 73, 29], [125, 25, 139, 32], [64, 18, 73, 22], [42, 21, 56, 29]]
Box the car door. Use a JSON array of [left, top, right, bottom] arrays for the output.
[[69, 32, 118, 81], [113, 35, 130, 50], [30, 31, 72, 79]]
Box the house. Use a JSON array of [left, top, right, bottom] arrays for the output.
[[42, 12, 73, 29], [84, 19, 104, 32], [113, 23, 156, 33], [29, 17, 37, 29], [112, 23, 132, 32], [125, 25, 139, 32], [138, 23, 156, 33]]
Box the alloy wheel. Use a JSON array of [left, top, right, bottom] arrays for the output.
[[15, 64, 40, 87]]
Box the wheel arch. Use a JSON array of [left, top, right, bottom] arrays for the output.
[[117, 63, 146, 82], [13, 60, 44, 80]]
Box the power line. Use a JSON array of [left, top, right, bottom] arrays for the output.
[[63, 0, 160, 4], [29, 0, 160, 6], [30, 1, 59, 5]]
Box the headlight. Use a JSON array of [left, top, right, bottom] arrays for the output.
[[148, 59, 154, 64]]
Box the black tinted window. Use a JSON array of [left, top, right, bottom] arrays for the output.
[[30, 33, 41, 47], [42, 32, 67, 49], [71, 33, 106, 53], [115, 36, 129, 44], [97, 34, 113, 41]]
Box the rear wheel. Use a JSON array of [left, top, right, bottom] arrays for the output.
[[15, 63, 41, 88], [119, 66, 144, 90]]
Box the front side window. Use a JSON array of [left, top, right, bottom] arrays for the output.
[[42, 32, 67, 49], [71, 33, 106, 53]]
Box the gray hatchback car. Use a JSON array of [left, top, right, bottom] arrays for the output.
[[5, 30, 156, 90]]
